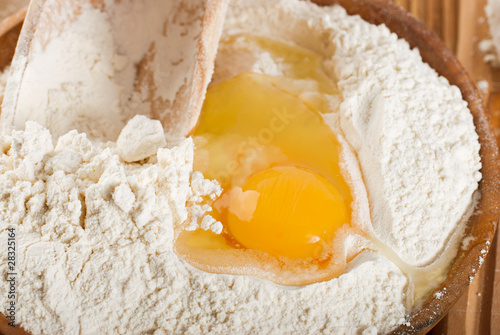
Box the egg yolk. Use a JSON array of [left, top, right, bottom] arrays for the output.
[[227, 166, 348, 259], [188, 71, 352, 261]]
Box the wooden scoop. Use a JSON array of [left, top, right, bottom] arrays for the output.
[[0, 0, 229, 141]]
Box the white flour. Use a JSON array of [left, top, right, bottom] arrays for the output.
[[223, 0, 481, 268], [0, 66, 10, 105], [0, 0, 482, 334], [331, 13, 481, 268], [3, 0, 207, 140], [0, 118, 409, 334]]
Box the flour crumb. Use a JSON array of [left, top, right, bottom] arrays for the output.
[[479, 40, 500, 67], [117, 115, 166, 162], [477, 80, 489, 93], [113, 183, 136, 213], [200, 215, 223, 234]]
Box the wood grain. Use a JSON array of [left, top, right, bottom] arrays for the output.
[[390, 1, 500, 334], [442, 0, 458, 52]]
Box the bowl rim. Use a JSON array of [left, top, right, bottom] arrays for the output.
[[0, 8, 26, 39], [1, 1, 500, 335], [0, 7, 26, 73], [312, 0, 500, 334]]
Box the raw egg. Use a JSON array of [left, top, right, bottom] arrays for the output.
[[227, 166, 348, 259], [175, 36, 359, 285]]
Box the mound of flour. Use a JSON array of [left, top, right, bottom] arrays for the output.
[[0, 116, 409, 334], [224, 0, 481, 268]]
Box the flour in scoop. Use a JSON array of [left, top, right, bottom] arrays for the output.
[[3, 0, 208, 141]]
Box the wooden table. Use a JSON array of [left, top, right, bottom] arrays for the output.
[[391, 1, 500, 334]]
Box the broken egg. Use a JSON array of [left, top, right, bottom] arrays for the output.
[[175, 36, 363, 286]]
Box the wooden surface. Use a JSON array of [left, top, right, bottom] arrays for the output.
[[391, 1, 500, 334]]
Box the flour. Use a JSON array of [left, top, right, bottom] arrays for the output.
[[117, 115, 167, 162], [223, 0, 481, 268], [2, 0, 210, 140], [0, 118, 409, 334], [330, 11, 481, 268], [0, 65, 9, 106], [0, 0, 483, 334]]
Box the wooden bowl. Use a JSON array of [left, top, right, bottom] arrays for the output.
[[1, 1, 499, 334], [0, 8, 26, 72]]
